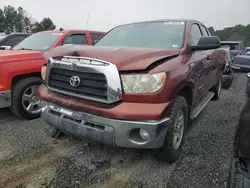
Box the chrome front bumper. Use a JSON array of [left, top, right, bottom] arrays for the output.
[[0, 90, 11, 108], [40, 101, 170, 149]]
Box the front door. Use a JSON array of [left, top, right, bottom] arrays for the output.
[[190, 23, 209, 103]]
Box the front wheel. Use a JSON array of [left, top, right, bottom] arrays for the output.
[[10, 77, 42, 120], [156, 96, 188, 162]]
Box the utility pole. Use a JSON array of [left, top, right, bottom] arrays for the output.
[[86, 12, 90, 29]]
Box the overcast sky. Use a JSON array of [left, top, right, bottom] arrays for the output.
[[1, 0, 249, 32]]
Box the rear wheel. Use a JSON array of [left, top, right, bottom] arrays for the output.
[[156, 96, 188, 162], [10, 77, 42, 120]]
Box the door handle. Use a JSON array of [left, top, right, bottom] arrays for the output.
[[206, 55, 211, 61]]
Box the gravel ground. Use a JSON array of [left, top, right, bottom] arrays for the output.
[[0, 72, 247, 188]]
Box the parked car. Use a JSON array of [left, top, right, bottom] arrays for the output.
[[231, 55, 250, 72], [0, 29, 106, 120], [245, 47, 250, 56], [227, 73, 250, 188], [0, 33, 31, 50], [0, 33, 7, 41], [221, 41, 245, 57], [38, 19, 232, 162]]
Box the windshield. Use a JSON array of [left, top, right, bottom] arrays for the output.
[[13, 32, 63, 51], [95, 21, 186, 49]]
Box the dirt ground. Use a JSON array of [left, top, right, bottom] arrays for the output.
[[0, 72, 247, 188]]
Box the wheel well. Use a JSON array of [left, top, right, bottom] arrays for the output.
[[178, 85, 193, 115], [12, 72, 41, 88]]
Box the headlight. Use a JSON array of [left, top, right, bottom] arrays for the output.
[[41, 65, 47, 80], [121, 72, 166, 93]]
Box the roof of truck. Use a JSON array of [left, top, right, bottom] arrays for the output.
[[116, 19, 206, 28], [125, 19, 203, 25], [37, 29, 106, 34]]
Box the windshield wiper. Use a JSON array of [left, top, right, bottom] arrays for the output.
[[16, 48, 34, 51]]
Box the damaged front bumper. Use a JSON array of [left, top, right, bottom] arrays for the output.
[[40, 101, 171, 149]]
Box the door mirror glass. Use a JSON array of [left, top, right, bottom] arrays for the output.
[[92, 39, 99, 45], [191, 36, 221, 51]]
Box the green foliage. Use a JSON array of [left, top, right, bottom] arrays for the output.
[[31, 18, 56, 32], [208, 27, 215, 35], [0, 5, 56, 33], [0, 9, 5, 32], [210, 24, 250, 46]]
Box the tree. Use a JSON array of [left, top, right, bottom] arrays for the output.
[[3, 5, 17, 33], [208, 27, 215, 35], [40, 18, 56, 30], [245, 25, 250, 46], [213, 25, 250, 46], [0, 5, 56, 33], [31, 17, 56, 32], [31, 22, 43, 33], [15, 7, 25, 32], [24, 16, 32, 33], [0, 9, 6, 32]]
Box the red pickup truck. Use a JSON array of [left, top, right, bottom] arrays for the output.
[[0, 29, 105, 119], [39, 19, 228, 162]]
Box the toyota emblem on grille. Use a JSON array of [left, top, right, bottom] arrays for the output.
[[70, 76, 81, 87]]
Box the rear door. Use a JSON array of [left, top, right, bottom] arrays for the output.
[[62, 32, 89, 46], [190, 23, 209, 102]]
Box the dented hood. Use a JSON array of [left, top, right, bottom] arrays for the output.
[[0, 50, 43, 63], [43, 45, 179, 71]]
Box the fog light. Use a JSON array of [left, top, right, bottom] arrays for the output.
[[139, 129, 149, 140]]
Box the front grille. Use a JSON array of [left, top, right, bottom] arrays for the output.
[[48, 68, 108, 100]]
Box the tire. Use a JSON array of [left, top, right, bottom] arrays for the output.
[[156, 96, 188, 162], [211, 74, 222, 100], [10, 77, 42, 120], [227, 155, 237, 188]]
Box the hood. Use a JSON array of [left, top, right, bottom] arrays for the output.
[[43, 45, 179, 71], [0, 50, 43, 63]]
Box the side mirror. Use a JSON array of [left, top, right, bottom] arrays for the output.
[[92, 39, 99, 45], [191, 36, 221, 51]]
